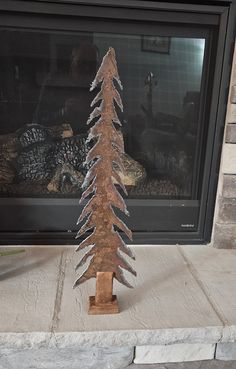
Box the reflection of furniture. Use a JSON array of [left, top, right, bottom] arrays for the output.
[[0, 30, 97, 135], [154, 91, 200, 135], [181, 91, 200, 135], [127, 91, 200, 152], [35, 42, 98, 134], [139, 128, 191, 190], [126, 91, 200, 193]]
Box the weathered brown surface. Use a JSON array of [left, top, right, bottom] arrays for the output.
[[74, 48, 136, 301], [88, 272, 119, 314], [89, 295, 119, 315], [113, 132, 146, 186], [88, 272, 118, 314], [95, 271, 114, 304]]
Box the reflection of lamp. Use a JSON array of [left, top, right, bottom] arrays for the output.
[[195, 39, 205, 70], [141, 71, 158, 128]]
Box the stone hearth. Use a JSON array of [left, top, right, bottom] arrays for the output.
[[1, 245, 236, 368]]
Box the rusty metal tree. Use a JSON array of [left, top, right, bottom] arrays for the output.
[[74, 47, 136, 299]]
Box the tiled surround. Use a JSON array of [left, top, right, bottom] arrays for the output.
[[128, 361, 236, 368], [133, 342, 236, 364], [0, 347, 134, 369], [134, 344, 216, 364], [212, 41, 236, 248]]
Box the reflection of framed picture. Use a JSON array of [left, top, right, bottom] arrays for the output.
[[142, 36, 171, 54]]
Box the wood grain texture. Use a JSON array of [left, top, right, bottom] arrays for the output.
[[89, 295, 119, 315], [95, 272, 114, 304], [88, 272, 119, 315], [180, 245, 236, 341]]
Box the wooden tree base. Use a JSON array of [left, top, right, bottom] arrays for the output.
[[88, 271, 119, 315], [88, 295, 119, 315]]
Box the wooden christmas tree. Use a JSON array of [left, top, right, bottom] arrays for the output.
[[74, 47, 136, 314]]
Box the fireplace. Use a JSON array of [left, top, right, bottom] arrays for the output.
[[0, 0, 234, 244]]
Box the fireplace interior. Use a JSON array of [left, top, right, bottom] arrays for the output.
[[0, 29, 205, 197], [0, 0, 233, 244]]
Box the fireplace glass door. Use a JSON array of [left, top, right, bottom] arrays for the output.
[[0, 0, 227, 243], [0, 29, 206, 197]]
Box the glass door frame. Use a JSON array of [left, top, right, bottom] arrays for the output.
[[0, 0, 234, 244]]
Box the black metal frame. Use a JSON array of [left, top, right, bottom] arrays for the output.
[[0, 0, 235, 244]]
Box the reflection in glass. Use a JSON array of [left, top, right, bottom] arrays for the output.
[[0, 29, 205, 199]]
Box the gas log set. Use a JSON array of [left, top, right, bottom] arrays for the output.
[[0, 120, 186, 199], [0, 122, 146, 197]]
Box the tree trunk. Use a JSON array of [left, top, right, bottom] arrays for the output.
[[88, 272, 119, 315]]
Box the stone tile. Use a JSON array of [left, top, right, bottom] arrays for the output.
[[226, 104, 236, 123], [214, 223, 236, 249], [230, 86, 236, 104], [127, 361, 236, 368], [222, 175, 236, 198], [0, 346, 134, 369], [55, 246, 222, 347], [0, 246, 233, 350], [217, 198, 236, 223], [216, 343, 236, 361], [180, 245, 236, 341], [0, 247, 63, 337], [134, 344, 215, 364], [221, 144, 236, 174], [229, 42, 236, 86], [225, 125, 236, 143]]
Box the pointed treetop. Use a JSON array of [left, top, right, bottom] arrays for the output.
[[90, 47, 122, 91]]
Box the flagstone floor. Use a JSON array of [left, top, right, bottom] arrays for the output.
[[1, 245, 236, 348], [1, 245, 236, 369]]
